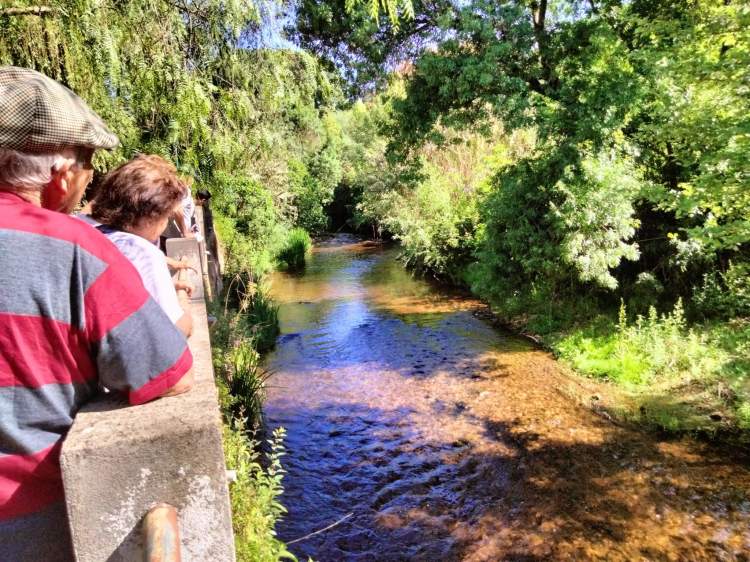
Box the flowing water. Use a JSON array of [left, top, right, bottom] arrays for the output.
[[264, 235, 750, 561]]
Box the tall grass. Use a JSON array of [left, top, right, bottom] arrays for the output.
[[275, 227, 311, 271], [211, 283, 293, 560]]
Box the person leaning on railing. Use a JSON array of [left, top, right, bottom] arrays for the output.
[[81, 154, 195, 338], [0, 66, 194, 562]]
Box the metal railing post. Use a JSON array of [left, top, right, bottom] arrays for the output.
[[143, 503, 181, 562]]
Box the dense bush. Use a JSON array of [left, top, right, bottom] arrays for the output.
[[312, 0, 750, 434]]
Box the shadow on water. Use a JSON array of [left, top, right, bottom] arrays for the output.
[[264, 235, 750, 561], [269, 400, 750, 561]]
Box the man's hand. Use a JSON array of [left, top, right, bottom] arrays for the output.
[[161, 369, 194, 397]]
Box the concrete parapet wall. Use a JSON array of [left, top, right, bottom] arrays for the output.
[[61, 255, 235, 560]]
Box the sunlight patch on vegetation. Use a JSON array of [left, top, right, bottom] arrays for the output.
[[549, 304, 750, 433]]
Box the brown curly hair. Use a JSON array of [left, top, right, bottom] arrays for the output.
[[91, 154, 187, 230]]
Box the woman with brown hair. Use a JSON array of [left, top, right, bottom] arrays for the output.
[[84, 154, 194, 336]]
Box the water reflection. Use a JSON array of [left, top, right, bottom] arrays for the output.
[[264, 235, 750, 561]]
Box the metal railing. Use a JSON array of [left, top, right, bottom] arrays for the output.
[[144, 504, 181, 562]]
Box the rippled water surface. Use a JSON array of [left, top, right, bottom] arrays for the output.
[[264, 235, 750, 561]]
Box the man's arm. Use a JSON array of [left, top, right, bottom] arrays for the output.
[[84, 244, 194, 406]]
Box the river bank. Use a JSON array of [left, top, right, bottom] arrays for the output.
[[469, 301, 750, 442], [351, 236, 750, 442]]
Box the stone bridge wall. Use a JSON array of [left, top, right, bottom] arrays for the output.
[[61, 207, 233, 561]]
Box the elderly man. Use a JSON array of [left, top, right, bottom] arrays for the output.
[[0, 67, 194, 560]]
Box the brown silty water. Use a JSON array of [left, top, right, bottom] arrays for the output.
[[264, 234, 750, 561]]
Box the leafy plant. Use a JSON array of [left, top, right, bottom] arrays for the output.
[[222, 417, 295, 562], [275, 228, 312, 272]]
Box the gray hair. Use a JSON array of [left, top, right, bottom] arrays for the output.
[[0, 147, 92, 192]]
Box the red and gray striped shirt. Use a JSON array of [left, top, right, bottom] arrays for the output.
[[0, 192, 192, 551]]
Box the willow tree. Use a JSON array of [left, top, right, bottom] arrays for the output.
[[3, 1, 347, 229]]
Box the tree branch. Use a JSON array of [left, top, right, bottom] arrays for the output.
[[531, 0, 547, 35], [0, 6, 54, 16]]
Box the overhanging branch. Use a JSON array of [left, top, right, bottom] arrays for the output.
[[0, 6, 55, 16]]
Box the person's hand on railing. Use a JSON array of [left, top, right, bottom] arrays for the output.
[[174, 279, 194, 298], [166, 256, 198, 274], [173, 257, 194, 338]]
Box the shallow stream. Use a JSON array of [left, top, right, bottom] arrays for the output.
[[264, 235, 750, 561]]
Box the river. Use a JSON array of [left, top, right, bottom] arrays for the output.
[[264, 235, 750, 561]]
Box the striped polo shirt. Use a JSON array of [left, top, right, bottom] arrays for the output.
[[0, 192, 193, 559]]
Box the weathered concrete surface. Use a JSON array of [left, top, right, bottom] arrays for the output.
[[166, 238, 205, 302], [60, 301, 235, 562]]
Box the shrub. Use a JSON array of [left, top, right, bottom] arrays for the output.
[[275, 228, 312, 271], [693, 261, 750, 319]]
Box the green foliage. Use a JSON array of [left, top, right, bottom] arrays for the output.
[[213, 174, 274, 237], [211, 283, 290, 560], [552, 150, 642, 289], [292, 0, 446, 94], [627, 0, 750, 252], [222, 411, 295, 561], [275, 228, 312, 271], [376, 126, 506, 281], [693, 262, 750, 320], [288, 160, 322, 233]]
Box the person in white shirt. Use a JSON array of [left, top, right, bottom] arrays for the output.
[[87, 154, 194, 337]]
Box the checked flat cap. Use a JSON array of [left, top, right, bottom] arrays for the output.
[[0, 66, 119, 153]]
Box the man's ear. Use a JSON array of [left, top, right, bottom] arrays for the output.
[[41, 160, 74, 211]]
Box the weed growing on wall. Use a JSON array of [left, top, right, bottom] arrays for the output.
[[222, 417, 295, 562]]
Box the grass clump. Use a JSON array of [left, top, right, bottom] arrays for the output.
[[275, 228, 312, 271], [211, 283, 294, 560], [547, 300, 750, 434]]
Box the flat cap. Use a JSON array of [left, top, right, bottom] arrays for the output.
[[0, 66, 119, 153]]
